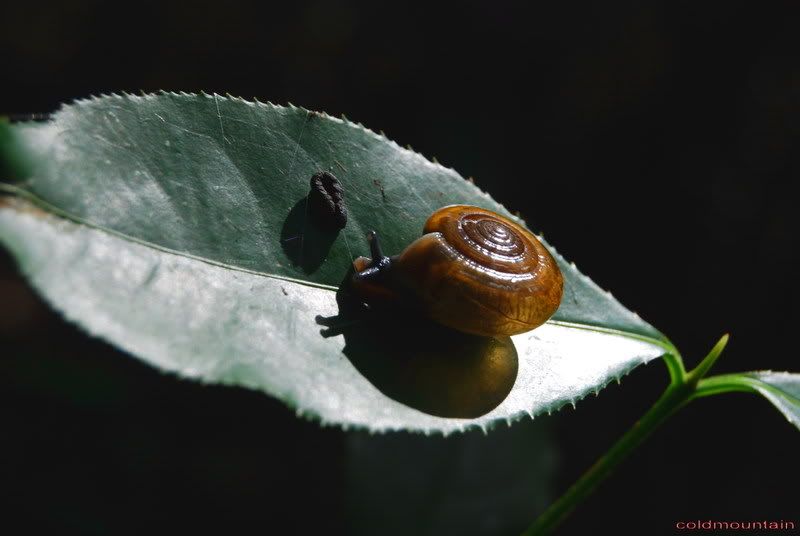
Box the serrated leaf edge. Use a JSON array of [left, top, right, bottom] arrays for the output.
[[1, 93, 672, 434]]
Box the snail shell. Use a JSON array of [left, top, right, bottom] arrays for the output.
[[350, 205, 563, 337]]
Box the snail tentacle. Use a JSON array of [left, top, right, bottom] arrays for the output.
[[366, 231, 390, 268], [350, 230, 399, 304]]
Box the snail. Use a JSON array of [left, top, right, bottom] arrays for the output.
[[350, 205, 563, 337]]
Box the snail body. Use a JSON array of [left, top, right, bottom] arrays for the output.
[[350, 205, 563, 337]]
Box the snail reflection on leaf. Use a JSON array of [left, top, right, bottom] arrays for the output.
[[318, 205, 563, 419]]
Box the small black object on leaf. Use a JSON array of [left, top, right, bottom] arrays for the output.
[[308, 171, 347, 230]]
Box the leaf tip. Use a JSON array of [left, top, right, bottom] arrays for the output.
[[720, 332, 730, 347]]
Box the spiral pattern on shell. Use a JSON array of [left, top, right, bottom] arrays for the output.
[[423, 205, 542, 277], [395, 204, 564, 336]]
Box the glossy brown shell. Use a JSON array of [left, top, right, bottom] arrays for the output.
[[394, 205, 563, 336]]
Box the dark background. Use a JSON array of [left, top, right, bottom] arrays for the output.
[[2, 1, 798, 534]]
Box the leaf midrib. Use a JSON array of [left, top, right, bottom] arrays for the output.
[[0, 183, 339, 291], [1, 182, 674, 354]]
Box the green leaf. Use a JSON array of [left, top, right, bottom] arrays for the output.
[[0, 117, 34, 182], [695, 371, 800, 431], [0, 93, 672, 433], [748, 372, 800, 430]]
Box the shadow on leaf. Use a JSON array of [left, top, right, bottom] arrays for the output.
[[317, 290, 518, 419]]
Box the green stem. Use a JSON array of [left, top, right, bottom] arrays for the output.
[[521, 381, 692, 535], [693, 373, 760, 399], [662, 349, 687, 385], [522, 335, 728, 535], [686, 334, 729, 387]]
